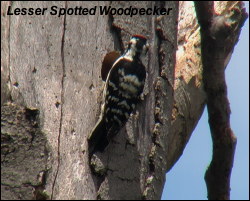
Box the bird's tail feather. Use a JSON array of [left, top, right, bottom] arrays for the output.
[[88, 118, 108, 156]]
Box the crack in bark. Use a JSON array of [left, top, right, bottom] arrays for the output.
[[8, 1, 13, 102], [51, 1, 67, 199]]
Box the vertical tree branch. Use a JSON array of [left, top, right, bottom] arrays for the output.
[[195, 1, 248, 200]]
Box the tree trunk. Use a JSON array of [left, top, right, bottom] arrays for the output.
[[1, 1, 247, 200]]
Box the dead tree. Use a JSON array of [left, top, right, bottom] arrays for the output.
[[1, 1, 247, 200]]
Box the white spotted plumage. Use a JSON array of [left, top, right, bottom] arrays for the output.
[[88, 35, 148, 155]]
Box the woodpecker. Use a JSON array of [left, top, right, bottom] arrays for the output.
[[88, 35, 148, 155]]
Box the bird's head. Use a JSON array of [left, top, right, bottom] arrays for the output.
[[125, 35, 149, 61]]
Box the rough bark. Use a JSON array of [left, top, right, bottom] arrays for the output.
[[1, 103, 49, 200], [167, 1, 207, 172], [1, 1, 247, 200], [1, 1, 177, 199]]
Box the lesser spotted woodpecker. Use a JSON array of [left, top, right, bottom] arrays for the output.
[[88, 35, 148, 155]]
